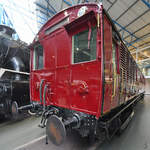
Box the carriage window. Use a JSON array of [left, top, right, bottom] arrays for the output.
[[72, 26, 97, 64], [33, 44, 43, 70], [112, 41, 117, 72], [112, 39, 120, 74]]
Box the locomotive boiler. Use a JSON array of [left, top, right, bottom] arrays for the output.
[[29, 3, 145, 145], [0, 25, 30, 119]]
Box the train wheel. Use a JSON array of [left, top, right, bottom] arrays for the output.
[[46, 115, 66, 146], [11, 101, 20, 120]]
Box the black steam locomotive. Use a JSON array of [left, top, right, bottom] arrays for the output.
[[0, 25, 30, 119]]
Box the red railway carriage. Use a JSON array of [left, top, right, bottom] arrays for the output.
[[30, 3, 145, 145]]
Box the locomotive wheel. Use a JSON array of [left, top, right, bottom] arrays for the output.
[[46, 115, 66, 146], [11, 101, 19, 120]]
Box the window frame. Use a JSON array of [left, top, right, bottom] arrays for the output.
[[71, 25, 97, 64], [33, 43, 44, 71], [112, 35, 120, 74]]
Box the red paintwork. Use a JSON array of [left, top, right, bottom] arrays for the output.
[[30, 3, 145, 119]]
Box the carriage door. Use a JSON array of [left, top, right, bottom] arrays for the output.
[[31, 38, 56, 104], [31, 42, 45, 102], [70, 20, 101, 115]]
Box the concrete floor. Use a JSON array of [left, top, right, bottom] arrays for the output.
[[0, 116, 45, 150], [0, 95, 150, 150]]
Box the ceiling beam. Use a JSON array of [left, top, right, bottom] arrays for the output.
[[141, 0, 150, 8], [115, 0, 139, 21], [113, 20, 140, 45], [140, 52, 150, 58], [124, 39, 137, 49], [123, 22, 150, 40], [63, 0, 72, 6], [118, 9, 149, 32], [35, 8, 50, 19], [107, 0, 117, 12], [131, 45, 150, 54], [138, 57, 150, 62], [129, 32, 150, 45], [44, 0, 57, 14], [130, 41, 150, 51], [35, 2, 55, 15]]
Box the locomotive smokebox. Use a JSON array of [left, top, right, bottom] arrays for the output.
[[46, 114, 82, 146]]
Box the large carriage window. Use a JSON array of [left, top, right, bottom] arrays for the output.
[[72, 26, 97, 63], [33, 44, 43, 70]]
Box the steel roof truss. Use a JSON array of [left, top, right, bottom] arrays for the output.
[[115, 0, 139, 21], [119, 9, 149, 32]]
